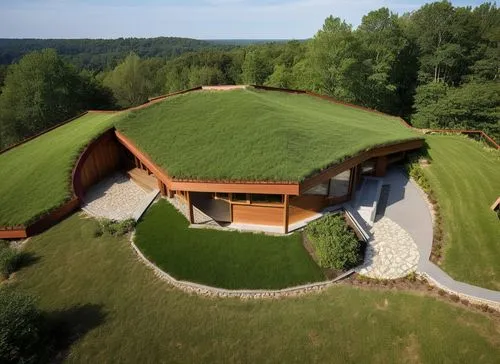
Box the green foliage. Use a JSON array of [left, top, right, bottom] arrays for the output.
[[0, 289, 46, 364], [103, 53, 149, 108], [306, 214, 361, 270], [309, 16, 361, 102], [412, 81, 499, 140], [99, 219, 136, 237], [0, 49, 114, 149], [0, 244, 22, 279]]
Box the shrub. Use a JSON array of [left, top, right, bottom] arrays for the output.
[[305, 214, 361, 270], [99, 218, 136, 237], [0, 245, 22, 280], [0, 289, 47, 364]]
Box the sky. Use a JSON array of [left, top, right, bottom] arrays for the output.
[[0, 0, 488, 39]]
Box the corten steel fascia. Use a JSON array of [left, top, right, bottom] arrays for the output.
[[114, 130, 300, 195]]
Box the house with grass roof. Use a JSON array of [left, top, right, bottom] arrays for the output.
[[0, 85, 423, 238]]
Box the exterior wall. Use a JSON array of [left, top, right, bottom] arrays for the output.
[[289, 195, 328, 224], [232, 204, 284, 226], [73, 130, 123, 199]]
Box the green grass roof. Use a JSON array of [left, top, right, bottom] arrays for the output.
[[115, 88, 420, 182], [0, 112, 119, 226]]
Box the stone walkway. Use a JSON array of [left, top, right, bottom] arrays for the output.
[[82, 172, 150, 221], [357, 217, 419, 279]]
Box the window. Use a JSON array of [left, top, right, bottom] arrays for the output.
[[329, 170, 351, 198], [251, 194, 283, 204], [304, 181, 329, 196], [232, 193, 248, 202], [215, 192, 230, 200], [361, 160, 375, 174]]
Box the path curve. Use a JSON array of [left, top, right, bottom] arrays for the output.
[[357, 217, 419, 279]]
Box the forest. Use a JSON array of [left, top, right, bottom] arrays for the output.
[[0, 1, 498, 150]]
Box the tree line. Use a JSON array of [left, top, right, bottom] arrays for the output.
[[0, 1, 498, 150]]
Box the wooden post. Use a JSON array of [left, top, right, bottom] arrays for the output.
[[168, 188, 174, 199], [283, 194, 289, 234], [187, 191, 194, 224], [374, 156, 388, 177], [157, 179, 167, 196]]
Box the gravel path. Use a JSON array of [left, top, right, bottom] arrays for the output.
[[82, 173, 149, 221]]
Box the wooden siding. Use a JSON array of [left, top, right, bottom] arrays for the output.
[[289, 195, 327, 224], [232, 204, 284, 226], [73, 129, 122, 199]]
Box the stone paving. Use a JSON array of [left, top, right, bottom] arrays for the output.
[[82, 172, 150, 221], [357, 216, 419, 279]]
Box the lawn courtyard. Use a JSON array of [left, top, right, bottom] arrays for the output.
[[11, 214, 500, 363], [134, 200, 324, 289], [424, 135, 500, 290]]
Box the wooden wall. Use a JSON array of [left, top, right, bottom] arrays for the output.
[[232, 204, 284, 226], [289, 195, 327, 224], [73, 130, 123, 199]]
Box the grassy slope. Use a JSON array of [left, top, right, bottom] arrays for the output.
[[0, 112, 119, 226], [424, 135, 500, 290], [13, 214, 500, 363], [116, 89, 419, 182], [135, 200, 324, 289]]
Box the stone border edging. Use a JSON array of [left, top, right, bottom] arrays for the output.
[[417, 272, 500, 311], [128, 231, 354, 299]]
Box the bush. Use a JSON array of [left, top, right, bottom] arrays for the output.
[[99, 218, 136, 237], [0, 244, 22, 280], [0, 289, 47, 364], [305, 214, 361, 270]]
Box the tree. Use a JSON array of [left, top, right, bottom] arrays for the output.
[[308, 16, 362, 101], [410, 1, 464, 84], [241, 49, 273, 85], [0, 49, 87, 148], [356, 8, 407, 112], [265, 64, 292, 88], [103, 53, 149, 108]]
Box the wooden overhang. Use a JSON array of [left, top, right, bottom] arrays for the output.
[[116, 130, 424, 197], [299, 138, 424, 193], [115, 130, 300, 195]]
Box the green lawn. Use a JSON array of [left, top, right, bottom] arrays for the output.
[[115, 88, 419, 182], [135, 200, 324, 289], [0, 112, 119, 226], [424, 135, 500, 290], [11, 214, 500, 363]]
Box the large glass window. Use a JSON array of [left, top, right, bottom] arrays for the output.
[[303, 181, 329, 196], [329, 170, 351, 197], [251, 194, 283, 204]]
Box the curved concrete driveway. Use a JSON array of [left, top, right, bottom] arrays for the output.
[[382, 168, 500, 307]]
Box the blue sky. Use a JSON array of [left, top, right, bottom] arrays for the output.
[[0, 0, 487, 39]]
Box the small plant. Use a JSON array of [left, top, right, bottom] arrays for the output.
[[0, 244, 22, 280], [438, 289, 446, 296], [406, 271, 417, 282], [305, 214, 361, 270], [98, 218, 136, 237], [450, 294, 460, 302]]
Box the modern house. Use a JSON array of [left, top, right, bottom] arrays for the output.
[[72, 85, 424, 234]]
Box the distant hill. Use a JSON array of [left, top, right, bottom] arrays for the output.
[[206, 39, 296, 45], [0, 37, 236, 70]]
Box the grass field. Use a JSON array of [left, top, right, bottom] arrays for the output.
[[0, 112, 119, 226], [135, 200, 324, 289], [424, 135, 500, 290], [11, 214, 500, 363], [115, 88, 419, 182]]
